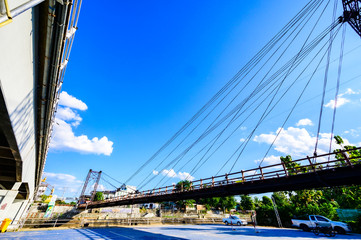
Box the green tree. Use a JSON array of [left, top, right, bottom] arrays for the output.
[[41, 194, 48, 202], [174, 180, 194, 210], [253, 137, 361, 228], [55, 199, 66, 205], [198, 197, 220, 210], [289, 189, 339, 220], [240, 195, 255, 210], [280, 155, 307, 175], [334, 135, 361, 166], [175, 180, 192, 191], [256, 204, 276, 226], [253, 197, 261, 208], [176, 199, 195, 211], [272, 192, 289, 206], [218, 196, 237, 213], [94, 192, 104, 201], [323, 185, 361, 209], [262, 196, 273, 206]]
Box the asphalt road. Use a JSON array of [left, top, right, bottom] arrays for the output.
[[1, 225, 361, 240]]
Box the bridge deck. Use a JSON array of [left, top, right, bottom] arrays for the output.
[[78, 149, 361, 209]]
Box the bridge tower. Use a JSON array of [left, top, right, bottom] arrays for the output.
[[342, 0, 361, 37], [78, 169, 102, 204]]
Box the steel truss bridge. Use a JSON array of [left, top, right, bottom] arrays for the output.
[[78, 149, 361, 209]]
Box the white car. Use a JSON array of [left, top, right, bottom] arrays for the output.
[[291, 215, 351, 234], [222, 215, 247, 226]]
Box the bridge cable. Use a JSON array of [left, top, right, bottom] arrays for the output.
[[103, 172, 138, 191], [254, 25, 342, 175], [185, 0, 327, 178], [147, 3, 334, 188], [227, 1, 333, 173], [328, 24, 346, 160], [191, 18, 341, 180], [252, 0, 340, 168], [135, 0, 321, 189], [314, 0, 339, 157], [100, 176, 118, 190], [215, 26, 341, 176], [132, 0, 330, 189], [156, 10, 339, 187]]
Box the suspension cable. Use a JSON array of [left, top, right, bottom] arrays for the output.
[[149, 18, 340, 189], [314, 0, 339, 157], [256, 25, 342, 172], [228, 2, 333, 173], [328, 24, 346, 158], [135, 0, 322, 189]]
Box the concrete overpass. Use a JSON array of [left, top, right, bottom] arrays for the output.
[[0, 0, 81, 228]]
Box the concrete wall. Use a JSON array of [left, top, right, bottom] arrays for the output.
[[0, 5, 37, 222]]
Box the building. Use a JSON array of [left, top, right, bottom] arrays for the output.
[[0, 0, 81, 228], [102, 190, 116, 200], [34, 183, 47, 201], [115, 184, 137, 197], [96, 185, 137, 200]]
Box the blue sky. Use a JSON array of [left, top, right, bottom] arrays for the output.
[[43, 0, 361, 198]]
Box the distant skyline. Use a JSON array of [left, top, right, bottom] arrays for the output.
[[43, 0, 361, 198]]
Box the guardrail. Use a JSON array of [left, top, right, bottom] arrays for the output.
[[80, 148, 361, 208]]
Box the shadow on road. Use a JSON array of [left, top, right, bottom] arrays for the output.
[[153, 225, 359, 239], [75, 227, 188, 240]]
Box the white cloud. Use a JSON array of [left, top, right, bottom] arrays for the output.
[[177, 172, 195, 181], [50, 92, 113, 156], [255, 155, 281, 165], [253, 126, 351, 158], [343, 88, 356, 95], [343, 129, 360, 137], [58, 91, 88, 111], [51, 119, 113, 155], [161, 169, 177, 178], [153, 169, 195, 181], [42, 172, 83, 196], [324, 88, 358, 109], [296, 118, 313, 127], [56, 107, 82, 125], [240, 126, 247, 131], [91, 183, 107, 192], [240, 138, 246, 142], [324, 97, 350, 109]]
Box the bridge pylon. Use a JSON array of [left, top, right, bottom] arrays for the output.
[[78, 169, 102, 204], [342, 0, 361, 37]]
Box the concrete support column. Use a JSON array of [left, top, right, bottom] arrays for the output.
[[0, 182, 21, 221], [6, 199, 29, 230]]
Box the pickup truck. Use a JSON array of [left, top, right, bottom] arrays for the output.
[[291, 215, 351, 234], [222, 215, 247, 226]]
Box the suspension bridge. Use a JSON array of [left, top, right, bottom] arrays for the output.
[[78, 149, 361, 209], [78, 0, 361, 209]]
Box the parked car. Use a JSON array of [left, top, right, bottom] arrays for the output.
[[291, 215, 351, 234], [222, 215, 247, 226]]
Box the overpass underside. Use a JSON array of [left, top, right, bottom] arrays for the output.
[[80, 164, 361, 209], [0, 0, 81, 225], [0, 90, 28, 200]]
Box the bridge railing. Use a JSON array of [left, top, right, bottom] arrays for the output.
[[84, 148, 360, 207]]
